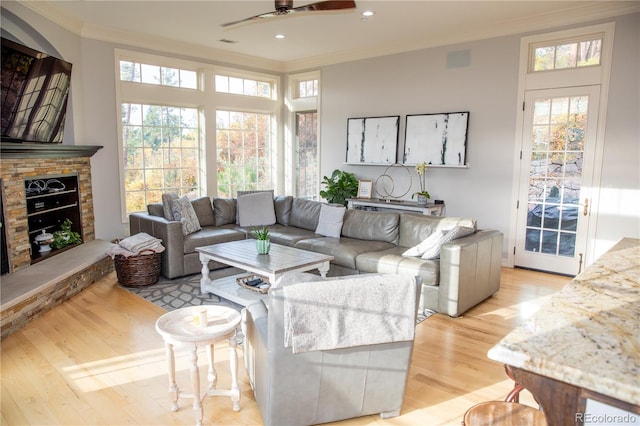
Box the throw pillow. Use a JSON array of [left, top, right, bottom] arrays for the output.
[[161, 192, 179, 220], [237, 191, 276, 227], [315, 204, 346, 238], [171, 196, 202, 236], [402, 230, 446, 257], [191, 197, 215, 227], [421, 226, 475, 260], [236, 190, 274, 224]]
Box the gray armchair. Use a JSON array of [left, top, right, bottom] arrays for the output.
[[241, 273, 421, 426]]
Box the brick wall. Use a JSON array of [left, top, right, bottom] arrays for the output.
[[1, 156, 96, 272]]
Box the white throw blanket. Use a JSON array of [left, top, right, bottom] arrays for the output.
[[106, 232, 165, 258], [282, 274, 416, 354]]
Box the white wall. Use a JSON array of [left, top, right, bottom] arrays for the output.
[[320, 36, 519, 256], [3, 3, 638, 260]]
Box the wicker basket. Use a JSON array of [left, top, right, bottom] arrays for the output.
[[114, 249, 161, 287]]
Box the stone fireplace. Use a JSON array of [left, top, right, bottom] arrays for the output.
[[1, 143, 102, 273]]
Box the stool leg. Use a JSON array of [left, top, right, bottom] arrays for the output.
[[165, 342, 179, 411], [190, 344, 203, 426], [206, 343, 216, 390], [229, 333, 240, 411]]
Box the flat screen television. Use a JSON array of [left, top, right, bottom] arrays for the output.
[[1, 37, 72, 144]]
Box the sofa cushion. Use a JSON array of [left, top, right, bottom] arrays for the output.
[[147, 203, 164, 217], [421, 226, 476, 259], [289, 198, 322, 231], [274, 195, 293, 226], [295, 236, 395, 270], [183, 226, 245, 253], [191, 197, 215, 227], [171, 196, 202, 235], [356, 246, 440, 287], [315, 204, 346, 238], [237, 191, 277, 227], [260, 224, 318, 247], [341, 209, 399, 244], [213, 198, 236, 226], [162, 192, 179, 220], [398, 214, 477, 248]]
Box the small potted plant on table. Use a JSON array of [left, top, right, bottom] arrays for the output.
[[412, 162, 430, 205], [253, 226, 270, 254]]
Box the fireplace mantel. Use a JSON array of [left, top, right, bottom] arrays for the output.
[[0, 142, 103, 158]]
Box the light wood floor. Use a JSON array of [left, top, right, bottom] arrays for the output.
[[1, 267, 569, 426]]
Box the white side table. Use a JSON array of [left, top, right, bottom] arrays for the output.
[[155, 305, 241, 426]]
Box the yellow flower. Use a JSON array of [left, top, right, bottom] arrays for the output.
[[415, 162, 427, 176]]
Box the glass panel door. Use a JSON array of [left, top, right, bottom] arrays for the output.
[[515, 86, 599, 275]]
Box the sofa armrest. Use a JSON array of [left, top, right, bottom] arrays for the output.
[[129, 212, 185, 279], [438, 229, 503, 317]]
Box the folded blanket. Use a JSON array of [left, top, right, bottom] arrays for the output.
[[282, 274, 416, 354], [117, 232, 163, 254], [106, 243, 165, 258]]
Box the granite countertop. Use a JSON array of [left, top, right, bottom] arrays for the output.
[[488, 237, 640, 406]]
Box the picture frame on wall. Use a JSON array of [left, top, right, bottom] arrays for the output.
[[357, 180, 373, 198], [403, 111, 469, 167], [346, 116, 399, 165]]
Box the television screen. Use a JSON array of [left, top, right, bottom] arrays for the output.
[[1, 37, 72, 144]]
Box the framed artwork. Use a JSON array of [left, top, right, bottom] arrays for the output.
[[357, 180, 373, 198], [403, 111, 469, 167], [346, 116, 399, 165]]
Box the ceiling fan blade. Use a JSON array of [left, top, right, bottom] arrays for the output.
[[221, 11, 279, 28], [292, 0, 356, 13], [221, 0, 356, 27]]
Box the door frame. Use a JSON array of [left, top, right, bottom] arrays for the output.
[[507, 22, 615, 272]]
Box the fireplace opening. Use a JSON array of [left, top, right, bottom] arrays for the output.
[[25, 174, 83, 264]]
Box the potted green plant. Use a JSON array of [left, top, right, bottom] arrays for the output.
[[412, 162, 430, 204], [51, 219, 82, 249], [319, 169, 359, 206], [253, 226, 270, 254]]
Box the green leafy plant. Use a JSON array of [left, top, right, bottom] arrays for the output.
[[252, 226, 270, 241], [319, 169, 359, 206], [51, 219, 82, 249]]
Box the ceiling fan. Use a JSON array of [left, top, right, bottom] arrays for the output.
[[221, 0, 356, 28]]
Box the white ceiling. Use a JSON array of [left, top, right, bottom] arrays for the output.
[[18, 0, 640, 71]]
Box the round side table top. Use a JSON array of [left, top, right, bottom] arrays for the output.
[[155, 305, 241, 344]]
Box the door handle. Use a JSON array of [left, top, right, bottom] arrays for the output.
[[583, 198, 589, 216]]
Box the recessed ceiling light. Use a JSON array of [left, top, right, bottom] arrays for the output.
[[362, 10, 374, 17], [275, 34, 285, 39]]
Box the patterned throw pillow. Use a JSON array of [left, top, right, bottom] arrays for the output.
[[171, 196, 202, 236], [402, 230, 446, 257], [161, 192, 179, 220], [421, 226, 475, 259]]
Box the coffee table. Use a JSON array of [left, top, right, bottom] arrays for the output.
[[197, 239, 334, 306], [155, 305, 241, 426]]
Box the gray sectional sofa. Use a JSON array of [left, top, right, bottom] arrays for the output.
[[129, 195, 503, 317]]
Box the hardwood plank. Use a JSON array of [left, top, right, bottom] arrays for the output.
[[0, 268, 569, 425]]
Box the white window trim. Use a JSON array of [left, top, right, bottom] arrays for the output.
[[506, 22, 615, 268], [286, 70, 321, 196]]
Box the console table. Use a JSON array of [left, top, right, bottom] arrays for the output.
[[347, 198, 445, 216], [488, 238, 640, 424]]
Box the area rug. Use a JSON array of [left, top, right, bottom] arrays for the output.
[[124, 271, 435, 324]]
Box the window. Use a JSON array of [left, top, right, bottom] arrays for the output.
[[216, 110, 273, 197], [120, 61, 197, 89], [215, 74, 273, 99], [531, 36, 602, 72], [121, 104, 200, 215], [296, 111, 318, 200], [298, 79, 318, 97]]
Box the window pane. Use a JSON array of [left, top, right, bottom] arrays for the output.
[[215, 75, 229, 92], [555, 43, 577, 69], [216, 109, 272, 196], [122, 103, 200, 215], [141, 64, 161, 84], [180, 70, 197, 89], [534, 46, 555, 71], [296, 111, 318, 199], [120, 61, 140, 82], [532, 37, 602, 72], [577, 39, 601, 66]]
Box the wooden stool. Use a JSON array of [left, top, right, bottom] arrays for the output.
[[462, 401, 547, 426]]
